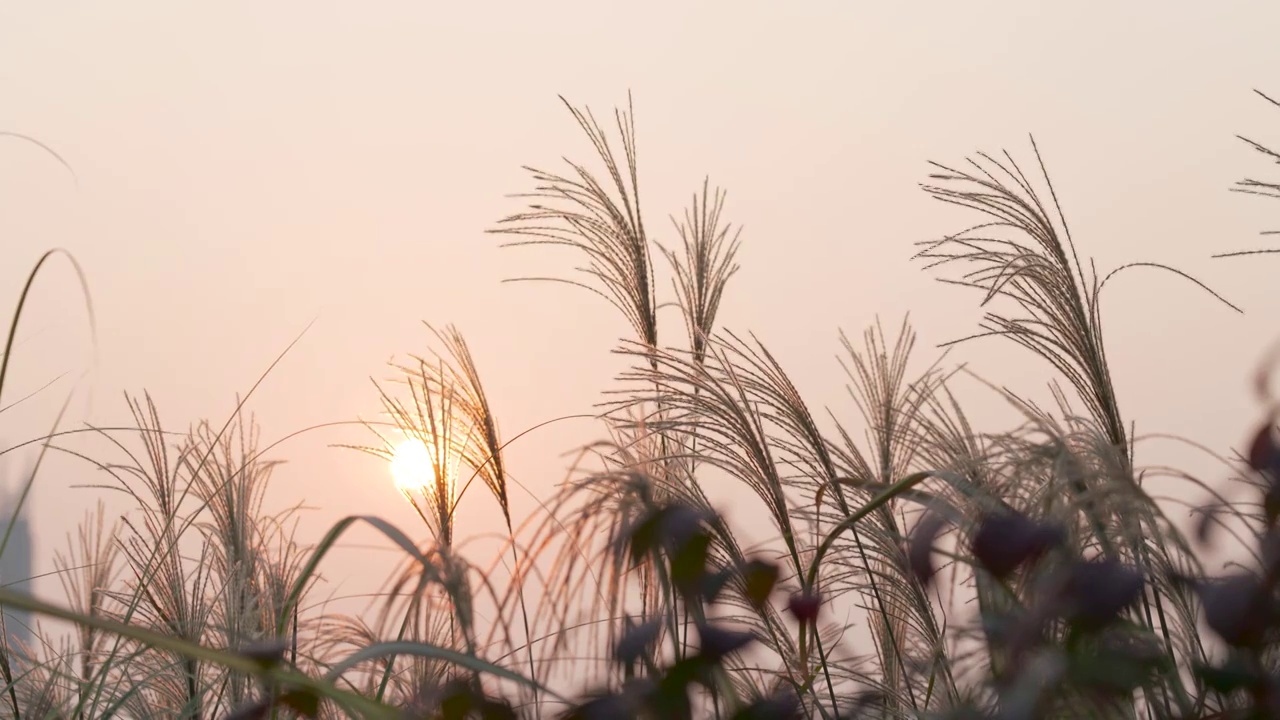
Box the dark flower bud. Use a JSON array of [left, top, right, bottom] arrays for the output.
[[740, 559, 780, 609], [564, 693, 633, 720], [696, 622, 755, 661], [1262, 528, 1280, 580], [659, 504, 715, 555], [1055, 559, 1144, 631], [1248, 422, 1280, 474], [1201, 573, 1276, 648], [1268, 484, 1280, 527], [625, 502, 714, 566], [971, 510, 1065, 578], [787, 591, 822, 625]]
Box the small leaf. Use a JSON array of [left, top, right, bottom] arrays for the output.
[[1066, 633, 1167, 696], [1193, 503, 1220, 545], [1262, 528, 1280, 577], [701, 567, 734, 604], [697, 622, 755, 661], [1267, 483, 1280, 526], [614, 618, 662, 666]]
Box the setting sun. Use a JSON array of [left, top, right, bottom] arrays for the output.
[[390, 438, 435, 491]]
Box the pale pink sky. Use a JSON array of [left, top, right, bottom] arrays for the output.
[[2, 2, 1279, 606]]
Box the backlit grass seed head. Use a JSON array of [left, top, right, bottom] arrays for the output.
[[370, 360, 482, 549]]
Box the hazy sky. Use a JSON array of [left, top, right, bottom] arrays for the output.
[[3, 2, 1280, 607]]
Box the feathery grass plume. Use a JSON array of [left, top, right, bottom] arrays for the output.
[[605, 335, 901, 712], [363, 358, 480, 551], [403, 324, 546, 712], [823, 320, 960, 713], [413, 325, 513, 528], [490, 94, 658, 354], [182, 411, 309, 710], [915, 143, 1236, 714], [659, 180, 742, 367], [101, 394, 217, 718], [917, 141, 1237, 459], [52, 502, 121, 718], [1215, 89, 1280, 260], [9, 634, 77, 720], [358, 335, 538, 704], [1233, 89, 1280, 204]]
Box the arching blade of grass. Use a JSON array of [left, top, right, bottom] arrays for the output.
[[275, 515, 432, 638], [0, 248, 95, 720], [324, 641, 564, 703], [0, 249, 96, 556]]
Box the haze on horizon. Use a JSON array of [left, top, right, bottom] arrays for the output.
[[2, 2, 1279, 611]]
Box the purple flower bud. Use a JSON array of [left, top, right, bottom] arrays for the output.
[[971, 510, 1065, 578], [787, 591, 822, 625]]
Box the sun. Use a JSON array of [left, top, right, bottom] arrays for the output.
[[390, 438, 435, 491]]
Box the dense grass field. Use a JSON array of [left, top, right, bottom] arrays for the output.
[[2, 91, 1280, 719]]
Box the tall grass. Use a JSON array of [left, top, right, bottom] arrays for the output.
[[0, 90, 1278, 719]]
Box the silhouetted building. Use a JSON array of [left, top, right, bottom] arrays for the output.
[[0, 451, 33, 652]]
